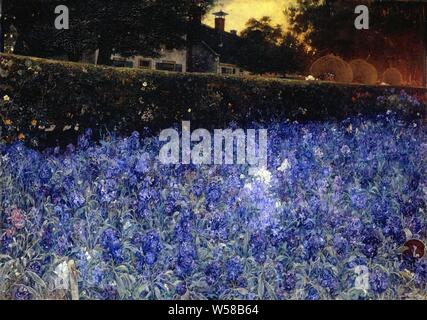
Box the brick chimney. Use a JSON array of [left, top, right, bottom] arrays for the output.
[[213, 10, 228, 32]]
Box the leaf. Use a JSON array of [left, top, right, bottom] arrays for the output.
[[154, 286, 162, 299], [26, 271, 46, 288], [257, 273, 264, 298], [265, 281, 277, 300], [236, 288, 249, 295]]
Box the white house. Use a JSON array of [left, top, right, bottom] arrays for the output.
[[109, 10, 248, 76]]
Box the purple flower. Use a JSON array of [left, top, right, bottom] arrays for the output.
[[316, 268, 339, 295], [303, 234, 325, 261], [28, 261, 42, 276], [205, 262, 221, 285], [134, 153, 150, 174], [206, 184, 222, 204], [369, 270, 389, 294], [192, 179, 205, 197], [250, 232, 268, 264], [102, 284, 119, 300], [333, 235, 350, 257], [361, 228, 382, 259], [305, 286, 320, 300], [282, 271, 296, 292], [176, 282, 187, 296], [226, 257, 243, 284], [176, 241, 197, 279], [141, 231, 162, 266], [13, 286, 32, 300], [100, 228, 124, 264], [40, 225, 55, 251], [414, 260, 427, 288]]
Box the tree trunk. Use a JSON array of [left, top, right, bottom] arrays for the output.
[[13, 33, 25, 55], [97, 39, 113, 66], [0, 0, 4, 53]]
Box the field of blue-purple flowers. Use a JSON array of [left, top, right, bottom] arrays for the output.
[[0, 111, 426, 300]]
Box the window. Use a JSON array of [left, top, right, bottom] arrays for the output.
[[155, 61, 183, 72], [156, 62, 176, 71], [221, 67, 234, 75], [139, 59, 151, 69], [112, 59, 133, 68]]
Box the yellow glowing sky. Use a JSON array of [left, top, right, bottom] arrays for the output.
[[203, 0, 296, 33]]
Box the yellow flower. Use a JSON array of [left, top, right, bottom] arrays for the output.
[[18, 133, 25, 140], [31, 119, 38, 126], [4, 119, 12, 126], [3, 95, 10, 102]]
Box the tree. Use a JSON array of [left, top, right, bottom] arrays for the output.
[[4, 0, 216, 64], [0, 0, 4, 52], [287, 0, 425, 84], [240, 16, 308, 74]]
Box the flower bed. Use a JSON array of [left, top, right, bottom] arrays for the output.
[[0, 112, 426, 300]]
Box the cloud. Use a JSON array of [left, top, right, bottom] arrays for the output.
[[203, 0, 296, 32]]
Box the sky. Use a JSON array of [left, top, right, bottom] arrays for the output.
[[203, 0, 297, 33]]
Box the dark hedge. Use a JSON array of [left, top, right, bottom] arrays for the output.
[[1, 53, 426, 148]]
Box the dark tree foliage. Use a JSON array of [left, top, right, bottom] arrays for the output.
[[240, 16, 309, 75], [287, 0, 425, 84], [3, 0, 215, 64]]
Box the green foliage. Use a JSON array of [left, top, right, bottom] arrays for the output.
[[3, 0, 216, 64], [287, 0, 425, 85], [0, 53, 425, 148], [239, 16, 308, 74]]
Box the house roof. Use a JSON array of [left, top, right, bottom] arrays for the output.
[[197, 25, 245, 65]]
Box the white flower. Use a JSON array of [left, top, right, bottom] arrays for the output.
[[341, 144, 351, 155], [354, 265, 370, 292], [123, 220, 133, 231], [277, 159, 291, 172], [314, 147, 324, 159], [305, 75, 316, 81], [249, 166, 272, 184], [53, 261, 70, 290], [3, 95, 10, 102]]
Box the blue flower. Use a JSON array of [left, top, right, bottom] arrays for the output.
[[316, 268, 339, 295], [303, 234, 325, 261], [40, 225, 55, 252], [226, 257, 243, 284], [282, 271, 296, 292], [100, 228, 124, 264], [176, 241, 196, 279], [205, 262, 221, 285], [176, 282, 187, 296], [1, 109, 426, 299], [192, 179, 205, 197], [13, 286, 32, 300], [141, 231, 162, 266], [250, 232, 268, 264], [305, 286, 320, 300], [369, 270, 389, 294], [414, 260, 427, 289], [333, 235, 350, 257], [102, 284, 119, 300], [206, 184, 221, 204], [28, 261, 42, 276], [134, 153, 150, 174], [361, 228, 382, 259]]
